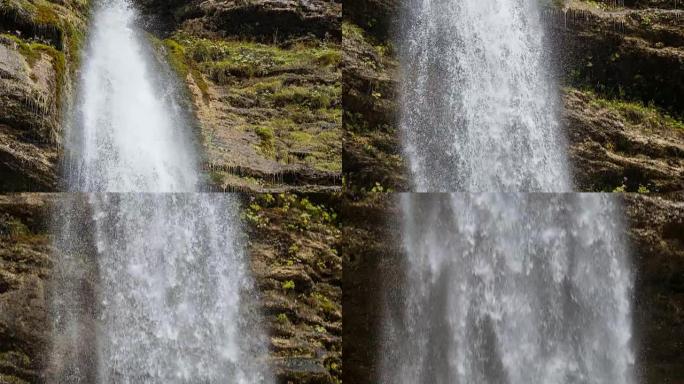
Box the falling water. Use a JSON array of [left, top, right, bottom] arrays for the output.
[[383, 194, 635, 384], [400, 0, 571, 192], [50, 1, 270, 382], [64, 0, 199, 192], [51, 194, 271, 383]]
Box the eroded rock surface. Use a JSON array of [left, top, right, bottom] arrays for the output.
[[565, 88, 683, 192], [342, 21, 407, 192], [343, 0, 684, 193], [624, 193, 684, 382], [0, 0, 89, 191], [0, 193, 54, 383], [547, 0, 684, 115], [246, 194, 342, 383], [138, 0, 342, 192], [138, 0, 341, 41]]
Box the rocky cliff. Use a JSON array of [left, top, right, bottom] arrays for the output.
[[624, 193, 684, 382], [547, 0, 684, 192], [0, 193, 342, 384], [138, 0, 343, 192], [0, 0, 89, 192], [0, 193, 54, 383], [342, 0, 684, 193], [246, 193, 341, 383], [0, 0, 342, 192]]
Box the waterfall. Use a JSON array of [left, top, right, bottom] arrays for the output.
[[50, 1, 271, 382], [64, 0, 199, 192], [50, 194, 271, 383], [399, 0, 571, 192], [383, 194, 635, 384]]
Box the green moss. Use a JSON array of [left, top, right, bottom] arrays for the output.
[[254, 126, 275, 157], [276, 313, 290, 324], [6, 218, 29, 238], [163, 39, 189, 75], [0, 375, 29, 384], [282, 280, 295, 291], [209, 170, 225, 186], [162, 38, 210, 102], [252, 78, 283, 94], [588, 93, 684, 131], [311, 292, 337, 315], [163, 32, 341, 177], [0, 351, 31, 368], [169, 33, 340, 82], [343, 21, 392, 59], [0, 33, 67, 104], [342, 21, 366, 42], [1, 0, 89, 110], [638, 185, 651, 193], [289, 131, 313, 144], [34, 2, 60, 26], [269, 85, 338, 109], [315, 49, 342, 67]]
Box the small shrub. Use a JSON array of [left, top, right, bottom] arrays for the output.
[[276, 313, 289, 324], [282, 280, 295, 291]]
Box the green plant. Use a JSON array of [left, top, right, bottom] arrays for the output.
[[276, 313, 289, 324], [638, 185, 650, 194], [254, 126, 275, 157], [282, 280, 295, 291]]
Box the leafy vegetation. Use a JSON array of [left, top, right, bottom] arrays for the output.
[[282, 280, 295, 291], [589, 94, 684, 131]]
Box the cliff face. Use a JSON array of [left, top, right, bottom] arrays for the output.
[[343, 21, 406, 192], [0, 0, 89, 192], [340, 193, 400, 384], [342, 0, 684, 193], [548, 0, 684, 192], [0, 193, 54, 383], [341, 193, 684, 384], [624, 193, 684, 382], [246, 194, 342, 383], [138, 0, 343, 192], [0, 0, 342, 193]]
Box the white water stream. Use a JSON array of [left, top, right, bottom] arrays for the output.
[[65, 0, 198, 192], [51, 1, 271, 382], [383, 194, 635, 384], [400, 0, 571, 192]]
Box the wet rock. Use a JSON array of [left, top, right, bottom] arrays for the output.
[[341, 192, 684, 384], [0, 38, 59, 191], [343, 1, 683, 193], [140, 0, 342, 192], [343, 0, 399, 40], [545, 2, 684, 115], [0, 0, 89, 191], [624, 193, 684, 382], [245, 194, 342, 383], [340, 193, 403, 383], [342, 21, 408, 192], [565, 88, 684, 192], [0, 194, 55, 383], [138, 0, 341, 41]]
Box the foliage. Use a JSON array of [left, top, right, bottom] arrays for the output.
[[162, 38, 210, 101], [276, 313, 289, 324], [282, 280, 295, 291], [254, 126, 275, 157], [590, 95, 684, 131]]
